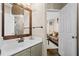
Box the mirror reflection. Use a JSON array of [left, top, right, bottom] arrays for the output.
[[2, 3, 32, 39]]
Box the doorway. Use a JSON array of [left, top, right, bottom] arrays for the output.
[[46, 9, 60, 56], [46, 3, 77, 56]]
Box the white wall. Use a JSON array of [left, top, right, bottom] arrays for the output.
[[32, 3, 47, 56]]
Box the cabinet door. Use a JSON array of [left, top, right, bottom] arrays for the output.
[[31, 43, 42, 56], [13, 48, 30, 56]]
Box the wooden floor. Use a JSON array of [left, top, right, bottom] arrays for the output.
[[47, 49, 60, 56]]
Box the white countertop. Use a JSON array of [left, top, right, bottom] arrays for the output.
[[1, 36, 42, 56]]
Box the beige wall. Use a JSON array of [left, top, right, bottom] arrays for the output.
[[32, 3, 47, 56]]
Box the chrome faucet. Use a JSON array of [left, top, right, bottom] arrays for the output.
[[18, 37, 24, 43]]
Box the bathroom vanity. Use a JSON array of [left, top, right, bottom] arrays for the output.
[[0, 3, 42, 56], [13, 43, 42, 56], [1, 37, 42, 56]]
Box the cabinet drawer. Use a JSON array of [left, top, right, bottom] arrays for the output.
[[13, 48, 30, 56]]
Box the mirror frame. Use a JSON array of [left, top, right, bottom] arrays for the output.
[[2, 3, 32, 40]]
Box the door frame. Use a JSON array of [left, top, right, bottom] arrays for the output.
[[77, 3, 79, 56]]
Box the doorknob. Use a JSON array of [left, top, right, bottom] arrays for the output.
[[72, 36, 77, 39]]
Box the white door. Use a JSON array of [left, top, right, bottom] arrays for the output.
[[59, 3, 77, 56]]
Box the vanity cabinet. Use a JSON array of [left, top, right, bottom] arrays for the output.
[[13, 48, 30, 56], [31, 43, 42, 56], [13, 43, 42, 56]]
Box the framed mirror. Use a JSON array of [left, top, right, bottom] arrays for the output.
[[2, 3, 32, 40]]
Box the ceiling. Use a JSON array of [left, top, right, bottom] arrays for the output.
[[46, 3, 67, 9]]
